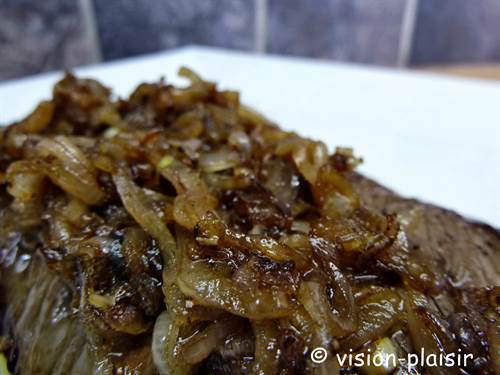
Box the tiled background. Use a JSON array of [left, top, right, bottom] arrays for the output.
[[1, 0, 499, 81]]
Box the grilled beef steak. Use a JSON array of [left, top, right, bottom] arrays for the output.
[[0, 69, 498, 374]]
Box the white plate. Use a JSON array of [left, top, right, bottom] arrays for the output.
[[1, 46, 499, 226]]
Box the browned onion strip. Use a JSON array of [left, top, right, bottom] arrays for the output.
[[298, 276, 356, 340], [228, 130, 251, 153], [313, 165, 359, 217], [171, 83, 214, 107], [177, 257, 291, 319], [251, 321, 281, 375], [178, 66, 203, 83], [292, 141, 328, 185], [6, 160, 45, 203], [60, 198, 89, 227], [167, 110, 204, 140], [326, 262, 357, 334], [275, 138, 328, 185], [237, 103, 272, 126], [37, 136, 104, 205], [38, 136, 95, 177], [406, 293, 459, 375], [198, 149, 240, 173], [173, 193, 218, 230], [152, 311, 191, 375], [151, 311, 171, 375], [180, 317, 241, 364], [196, 213, 310, 269], [340, 289, 403, 351], [157, 155, 207, 195], [113, 172, 176, 262], [43, 163, 103, 206], [15, 100, 54, 134]]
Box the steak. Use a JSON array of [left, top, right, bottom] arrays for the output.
[[348, 172, 500, 289], [0, 69, 498, 375]]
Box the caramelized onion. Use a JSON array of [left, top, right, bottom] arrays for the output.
[[37, 136, 104, 205], [113, 172, 176, 262], [406, 293, 459, 375], [341, 289, 403, 350], [177, 256, 291, 319], [0, 67, 491, 375], [15, 100, 54, 134], [198, 149, 240, 173], [313, 164, 359, 217], [173, 193, 218, 230], [252, 320, 281, 375], [157, 155, 206, 195], [152, 311, 173, 375], [6, 160, 45, 203], [298, 278, 356, 340], [181, 317, 241, 364]]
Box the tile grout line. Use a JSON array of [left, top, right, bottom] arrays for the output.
[[254, 0, 268, 53], [78, 0, 102, 63], [397, 0, 419, 67]]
